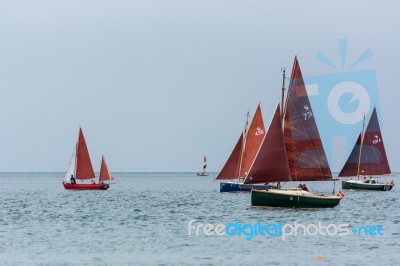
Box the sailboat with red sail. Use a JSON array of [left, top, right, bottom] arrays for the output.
[[339, 108, 394, 191], [62, 128, 110, 190], [250, 57, 342, 208], [216, 104, 271, 192], [197, 156, 209, 176]]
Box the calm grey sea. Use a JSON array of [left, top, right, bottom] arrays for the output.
[[0, 172, 399, 265]]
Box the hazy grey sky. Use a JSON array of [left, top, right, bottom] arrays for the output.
[[0, 0, 399, 172]]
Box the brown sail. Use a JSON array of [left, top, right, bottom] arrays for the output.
[[215, 133, 243, 180], [244, 104, 291, 184], [239, 104, 265, 177], [99, 155, 113, 182], [75, 128, 95, 180], [338, 107, 391, 177], [284, 57, 332, 181]]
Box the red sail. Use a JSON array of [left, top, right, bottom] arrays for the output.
[[99, 155, 112, 182], [239, 104, 265, 177], [283, 57, 332, 181], [75, 128, 95, 180], [244, 104, 291, 184], [216, 133, 243, 180], [338, 134, 362, 177], [338, 107, 391, 177]]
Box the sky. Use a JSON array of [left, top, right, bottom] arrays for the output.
[[0, 0, 399, 172]]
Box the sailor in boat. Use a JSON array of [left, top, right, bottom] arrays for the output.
[[297, 184, 309, 192], [70, 175, 76, 184], [91, 179, 95, 184], [363, 176, 376, 183], [369, 178, 378, 184]]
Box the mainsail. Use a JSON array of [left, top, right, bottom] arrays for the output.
[[99, 155, 113, 182], [339, 107, 391, 177], [238, 104, 265, 177], [216, 104, 265, 180], [75, 128, 95, 180], [283, 57, 332, 181], [244, 104, 291, 184]]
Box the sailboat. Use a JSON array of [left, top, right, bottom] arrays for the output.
[[339, 108, 394, 191], [216, 104, 271, 192], [250, 57, 342, 208], [62, 128, 110, 190], [197, 156, 209, 176]]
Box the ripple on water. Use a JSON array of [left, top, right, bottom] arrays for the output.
[[0, 173, 399, 265]]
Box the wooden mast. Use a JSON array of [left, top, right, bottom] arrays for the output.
[[237, 111, 250, 181], [278, 68, 286, 189], [356, 113, 366, 180]]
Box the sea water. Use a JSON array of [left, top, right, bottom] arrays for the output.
[[0, 172, 399, 265]]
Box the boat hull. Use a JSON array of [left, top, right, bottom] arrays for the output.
[[197, 173, 209, 176], [341, 180, 393, 191], [63, 183, 109, 190], [220, 182, 269, 193], [251, 189, 341, 208]]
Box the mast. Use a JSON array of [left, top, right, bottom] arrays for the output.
[[237, 111, 250, 181], [74, 141, 78, 178], [281, 68, 286, 117], [356, 113, 366, 180], [278, 68, 286, 189]]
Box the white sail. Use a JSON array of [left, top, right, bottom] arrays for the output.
[[63, 145, 76, 183]]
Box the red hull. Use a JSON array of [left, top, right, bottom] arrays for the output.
[[63, 182, 109, 190]]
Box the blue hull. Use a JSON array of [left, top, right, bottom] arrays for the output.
[[220, 182, 268, 193]]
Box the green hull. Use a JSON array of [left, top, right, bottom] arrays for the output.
[[342, 181, 393, 191], [251, 189, 341, 208]]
